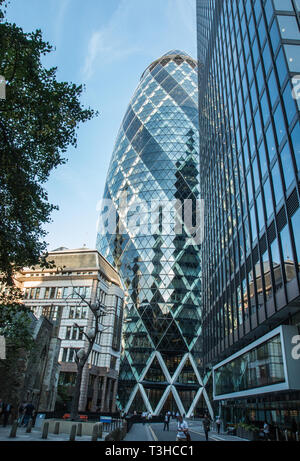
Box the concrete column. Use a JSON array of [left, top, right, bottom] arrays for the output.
[[111, 380, 118, 413], [105, 378, 113, 412], [91, 375, 99, 412], [100, 376, 107, 412]]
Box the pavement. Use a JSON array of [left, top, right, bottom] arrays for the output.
[[0, 423, 109, 442], [124, 419, 249, 442], [0, 419, 248, 442]]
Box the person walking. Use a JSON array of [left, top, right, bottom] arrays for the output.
[[163, 412, 170, 431], [216, 416, 221, 434], [17, 402, 26, 427], [176, 415, 190, 441], [141, 411, 147, 425], [263, 421, 270, 441], [0, 399, 4, 425], [203, 414, 211, 441], [2, 402, 12, 427], [22, 402, 35, 427]]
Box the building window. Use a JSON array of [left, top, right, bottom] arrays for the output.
[[112, 297, 123, 351], [42, 305, 60, 321]]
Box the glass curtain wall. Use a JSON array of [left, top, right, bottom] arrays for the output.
[[97, 51, 211, 416]]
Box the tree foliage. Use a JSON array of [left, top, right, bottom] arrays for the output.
[[0, 286, 34, 350], [0, 1, 97, 283]]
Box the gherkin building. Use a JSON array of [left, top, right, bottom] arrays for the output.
[[97, 51, 213, 417]]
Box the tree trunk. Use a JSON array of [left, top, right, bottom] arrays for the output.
[[70, 364, 84, 420]]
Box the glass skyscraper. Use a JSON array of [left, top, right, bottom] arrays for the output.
[[97, 51, 213, 417], [197, 0, 300, 429]]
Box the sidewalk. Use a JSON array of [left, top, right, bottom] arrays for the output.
[[123, 420, 248, 442], [0, 424, 107, 442], [123, 423, 155, 442]]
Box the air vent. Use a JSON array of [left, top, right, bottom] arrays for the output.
[[174, 56, 184, 65], [267, 221, 276, 245], [276, 206, 287, 232], [161, 58, 171, 66], [287, 188, 299, 218], [252, 245, 259, 265], [246, 255, 252, 273], [186, 59, 196, 69], [259, 234, 267, 255]]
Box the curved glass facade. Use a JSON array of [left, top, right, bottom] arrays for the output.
[[97, 51, 212, 416]]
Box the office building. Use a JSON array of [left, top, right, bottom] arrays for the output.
[[97, 51, 212, 417], [196, 0, 300, 430]]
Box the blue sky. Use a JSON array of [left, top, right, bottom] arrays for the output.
[[6, 0, 197, 251]]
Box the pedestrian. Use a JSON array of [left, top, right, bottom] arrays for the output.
[[263, 421, 270, 441], [22, 402, 35, 427], [163, 412, 169, 431], [2, 402, 12, 427], [216, 416, 221, 434], [17, 402, 26, 427], [176, 415, 191, 441], [141, 411, 147, 425], [176, 411, 180, 421], [0, 399, 4, 424], [203, 414, 211, 441]]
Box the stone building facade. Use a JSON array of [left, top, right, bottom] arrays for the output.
[[0, 312, 61, 415], [18, 247, 124, 413]]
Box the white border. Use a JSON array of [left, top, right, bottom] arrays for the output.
[[212, 325, 297, 400]]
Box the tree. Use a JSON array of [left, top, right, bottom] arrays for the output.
[[65, 288, 113, 420], [0, 284, 35, 407], [0, 0, 97, 284]]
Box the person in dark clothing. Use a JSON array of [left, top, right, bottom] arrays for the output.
[[163, 412, 170, 431], [22, 403, 35, 427], [203, 414, 211, 441], [2, 403, 12, 427], [18, 402, 26, 426], [216, 416, 221, 434]]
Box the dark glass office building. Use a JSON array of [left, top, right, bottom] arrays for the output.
[[97, 51, 213, 416], [196, 0, 300, 433]]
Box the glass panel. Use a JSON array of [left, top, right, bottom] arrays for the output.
[[280, 142, 295, 190], [291, 123, 300, 171], [263, 178, 273, 219], [291, 208, 300, 272], [271, 161, 284, 206], [284, 44, 300, 73], [214, 335, 285, 395], [280, 224, 296, 282], [274, 103, 286, 146], [277, 15, 300, 40]]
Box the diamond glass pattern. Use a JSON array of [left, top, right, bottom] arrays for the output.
[[97, 51, 208, 416]]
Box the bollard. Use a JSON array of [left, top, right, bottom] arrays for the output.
[[296, 432, 299, 442], [284, 430, 288, 442], [69, 424, 77, 442], [26, 419, 33, 433], [42, 421, 49, 439], [77, 423, 82, 437], [91, 423, 99, 442], [54, 421, 60, 435], [276, 428, 279, 441], [9, 420, 18, 438], [98, 423, 103, 439]]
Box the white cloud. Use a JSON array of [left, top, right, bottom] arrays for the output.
[[54, 0, 71, 46], [82, 0, 142, 80], [82, 0, 197, 79]]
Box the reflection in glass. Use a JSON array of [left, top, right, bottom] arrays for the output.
[[215, 335, 285, 395]]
